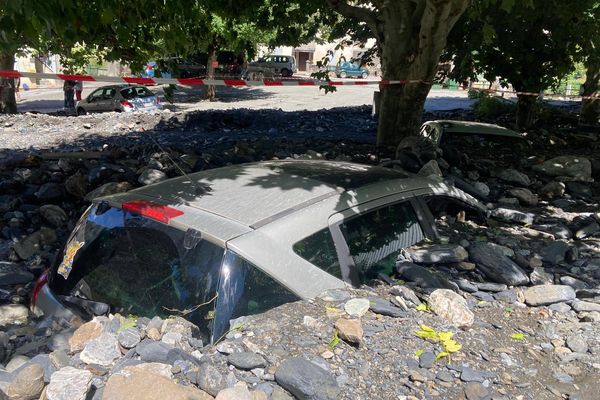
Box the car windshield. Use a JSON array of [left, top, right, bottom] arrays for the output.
[[49, 203, 224, 341], [120, 86, 154, 99]]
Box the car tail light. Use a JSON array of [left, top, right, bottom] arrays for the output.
[[31, 270, 49, 309], [122, 200, 184, 223], [120, 100, 134, 108]]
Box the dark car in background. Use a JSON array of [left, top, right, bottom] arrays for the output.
[[336, 62, 369, 79], [76, 85, 161, 115]]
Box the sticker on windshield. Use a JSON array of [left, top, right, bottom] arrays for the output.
[[57, 240, 85, 279]]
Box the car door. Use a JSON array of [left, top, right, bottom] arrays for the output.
[[97, 88, 117, 112], [84, 89, 104, 113]]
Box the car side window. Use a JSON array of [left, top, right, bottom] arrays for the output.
[[213, 251, 300, 341], [340, 201, 424, 282], [102, 88, 116, 99], [293, 228, 342, 279], [89, 89, 103, 101]]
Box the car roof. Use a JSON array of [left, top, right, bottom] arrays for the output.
[[94, 84, 146, 90], [101, 161, 459, 241], [424, 120, 524, 139]]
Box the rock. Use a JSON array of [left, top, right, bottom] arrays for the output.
[[540, 241, 569, 265], [0, 262, 34, 285], [566, 335, 588, 354], [396, 262, 457, 291], [84, 182, 133, 202], [0, 304, 29, 326], [46, 367, 92, 400], [138, 169, 167, 185], [457, 261, 476, 271], [417, 160, 442, 177], [498, 197, 519, 206], [532, 156, 592, 180], [12, 228, 57, 260], [464, 382, 491, 400], [5, 356, 29, 372], [574, 221, 600, 240], [490, 208, 535, 225], [196, 362, 225, 396], [571, 299, 600, 312], [69, 319, 104, 352], [493, 289, 518, 303], [35, 183, 65, 202], [367, 297, 406, 317], [539, 181, 565, 198], [523, 285, 576, 306], [79, 333, 121, 366], [390, 285, 421, 305], [227, 352, 267, 370], [215, 383, 254, 400], [468, 243, 529, 286], [64, 173, 88, 198], [428, 289, 474, 327], [419, 351, 436, 369], [498, 169, 531, 186], [275, 357, 340, 400], [460, 367, 486, 383], [136, 341, 172, 363], [549, 303, 571, 313], [343, 298, 370, 318], [507, 188, 538, 206], [475, 282, 508, 292], [6, 363, 44, 400], [473, 182, 490, 197], [123, 363, 173, 379], [102, 368, 212, 400], [405, 244, 468, 264], [565, 181, 593, 198], [39, 205, 68, 227], [529, 267, 553, 285], [559, 276, 588, 290], [334, 319, 363, 345], [117, 328, 141, 349]]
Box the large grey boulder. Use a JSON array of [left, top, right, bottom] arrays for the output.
[[275, 358, 340, 400], [532, 156, 592, 181], [523, 285, 576, 306], [468, 243, 529, 286]]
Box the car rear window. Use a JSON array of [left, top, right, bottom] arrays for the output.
[[121, 86, 154, 99], [49, 203, 223, 341], [340, 201, 424, 282]]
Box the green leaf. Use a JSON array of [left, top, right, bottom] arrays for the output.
[[436, 351, 449, 360], [329, 331, 341, 349], [416, 303, 431, 313], [415, 349, 424, 357], [500, 0, 515, 13], [100, 9, 114, 25], [511, 333, 525, 340]]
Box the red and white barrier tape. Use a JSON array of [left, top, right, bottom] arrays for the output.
[[0, 70, 598, 99]]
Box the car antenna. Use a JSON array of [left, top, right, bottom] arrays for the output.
[[145, 131, 209, 196]]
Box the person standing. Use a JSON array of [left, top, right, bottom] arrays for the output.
[[74, 80, 83, 101], [63, 80, 75, 109], [14, 77, 21, 102]]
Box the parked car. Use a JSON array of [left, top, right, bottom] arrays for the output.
[[33, 160, 485, 343], [76, 85, 161, 115], [248, 55, 297, 77], [336, 62, 369, 79]]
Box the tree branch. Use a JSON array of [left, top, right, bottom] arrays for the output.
[[327, 0, 381, 40]]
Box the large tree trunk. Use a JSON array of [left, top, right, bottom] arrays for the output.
[[204, 44, 216, 100], [516, 94, 537, 129], [0, 51, 17, 114], [580, 57, 600, 125], [374, 1, 469, 149]]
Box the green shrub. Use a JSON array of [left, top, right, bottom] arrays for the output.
[[472, 95, 515, 118]]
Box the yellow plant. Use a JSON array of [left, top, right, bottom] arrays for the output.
[[415, 324, 462, 361]]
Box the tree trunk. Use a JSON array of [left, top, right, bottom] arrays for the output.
[[580, 58, 600, 125], [373, 0, 469, 149], [516, 94, 536, 129], [204, 44, 216, 100], [0, 51, 17, 114]]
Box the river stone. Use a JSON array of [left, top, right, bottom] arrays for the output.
[[344, 298, 370, 318], [468, 243, 529, 286], [0, 304, 29, 326], [334, 319, 363, 344], [275, 357, 340, 400], [540, 181, 566, 198], [64, 173, 88, 198], [123, 363, 173, 379], [79, 333, 121, 366], [368, 297, 406, 317], [103, 368, 212, 400], [69, 319, 104, 352], [5, 356, 29, 372], [227, 352, 266, 370], [566, 335, 588, 354], [138, 169, 167, 185], [540, 241, 569, 265], [405, 244, 468, 264], [117, 327, 141, 349], [507, 188, 538, 206], [571, 299, 600, 312], [46, 367, 92, 400], [396, 262, 457, 291], [6, 363, 44, 400], [532, 156, 592, 180], [490, 208, 535, 225], [196, 362, 225, 396], [0, 262, 34, 286], [39, 205, 68, 227], [428, 289, 474, 327], [464, 382, 491, 400], [523, 285, 576, 306], [497, 168, 531, 186]]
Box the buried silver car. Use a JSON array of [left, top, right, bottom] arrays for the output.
[[76, 84, 161, 115], [33, 160, 486, 343]]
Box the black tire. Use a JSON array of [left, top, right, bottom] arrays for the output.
[[339, 71, 347, 79], [281, 68, 292, 77], [76, 107, 86, 116], [361, 72, 368, 79]]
